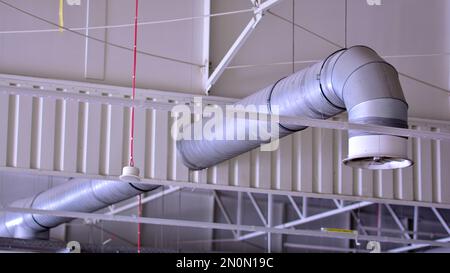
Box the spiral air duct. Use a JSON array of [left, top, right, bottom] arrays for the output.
[[177, 46, 412, 170]]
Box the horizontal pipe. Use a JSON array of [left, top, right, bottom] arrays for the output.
[[0, 178, 158, 239]]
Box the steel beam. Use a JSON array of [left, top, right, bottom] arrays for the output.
[[205, 0, 285, 93], [3, 166, 450, 210], [247, 192, 267, 226], [360, 226, 448, 238], [254, 0, 285, 12], [236, 191, 243, 237], [2, 78, 450, 142], [413, 206, 419, 240], [288, 196, 304, 219], [238, 201, 373, 241], [3, 83, 450, 142], [350, 211, 368, 236], [2, 206, 450, 248], [388, 237, 450, 253], [302, 197, 308, 217], [267, 193, 273, 253], [213, 191, 238, 238], [385, 204, 411, 240], [201, 0, 211, 92], [431, 207, 450, 234], [333, 199, 343, 209], [205, 15, 262, 92], [284, 243, 369, 253]]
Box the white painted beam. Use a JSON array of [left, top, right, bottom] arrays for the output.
[[388, 237, 450, 253], [247, 192, 268, 226], [213, 191, 238, 238], [201, 0, 211, 92], [2, 206, 450, 248], [385, 204, 412, 240], [288, 195, 304, 219], [206, 16, 262, 93], [255, 0, 285, 13], [431, 207, 450, 234], [205, 0, 286, 93], [285, 243, 368, 253], [413, 206, 419, 240], [3, 165, 450, 210], [1, 84, 449, 142], [238, 201, 373, 241]]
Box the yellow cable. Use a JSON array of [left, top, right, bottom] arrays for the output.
[[58, 0, 64, 32]]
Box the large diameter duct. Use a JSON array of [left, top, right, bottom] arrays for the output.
[[177, 46, 413, 170], [0, 179, 158, 239]]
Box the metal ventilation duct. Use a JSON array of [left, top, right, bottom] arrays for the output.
[[0, 179, 158, 239], [177, 46, 413, 170]]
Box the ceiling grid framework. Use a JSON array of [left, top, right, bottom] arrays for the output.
[[0, 0, 450, 253]]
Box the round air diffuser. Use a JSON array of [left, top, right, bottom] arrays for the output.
[[343, 135, 413, 170]]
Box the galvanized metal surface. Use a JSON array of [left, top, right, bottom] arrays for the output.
[[0, 74, 449, 208]]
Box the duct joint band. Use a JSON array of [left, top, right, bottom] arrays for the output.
[[31, 215, 51, 230], [319, 48, 347, 111], [29, 193, 52, 230], [267, 76, 299, 133], [128, 183, 151, 193]]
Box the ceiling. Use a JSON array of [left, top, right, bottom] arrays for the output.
[[0, 0, 205, 93]]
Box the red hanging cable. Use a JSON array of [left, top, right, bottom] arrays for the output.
[[129, 0, 141, 254], [130, 0, 139, 168]]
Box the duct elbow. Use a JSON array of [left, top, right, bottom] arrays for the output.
[[176, 46, 413, 171], [322, 46, 412, 169]]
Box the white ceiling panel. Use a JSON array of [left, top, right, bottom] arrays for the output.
[[0, 0, 206, 94]]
